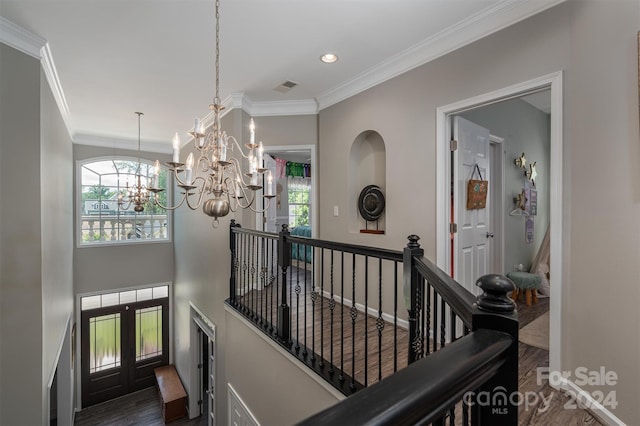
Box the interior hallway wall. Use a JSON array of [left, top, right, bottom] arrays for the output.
[[0, 43, 74, 425], [318, 1, 639, 422]]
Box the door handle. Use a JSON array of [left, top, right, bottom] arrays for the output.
[[486, 232, 494, 238]]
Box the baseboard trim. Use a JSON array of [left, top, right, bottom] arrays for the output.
[[320, 290, 409, 330], [556, 377, 625, 426]]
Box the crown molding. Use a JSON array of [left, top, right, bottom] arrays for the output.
[[0, 16, 45, 58], [41, 43, 74, 136], [316, 0, 567, 110], [1, 17, 75, 139], [249, 99, 318, 117], [74, 133, 172, 155]]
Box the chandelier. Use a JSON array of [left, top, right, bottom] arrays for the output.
[[118, 111, 151, 212], [147, 0, 273, 227]]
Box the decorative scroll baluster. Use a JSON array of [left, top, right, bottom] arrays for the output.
[[270, 238, 275, 334], [350, 253, 357, 390], [377, 258, 384, 382], [303, 246, 308, 358], [310, 267, 317, 364], [88, 219, 96, 241], [295, 254, 301, 353]]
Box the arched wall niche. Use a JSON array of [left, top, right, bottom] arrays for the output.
[[348, 130, 386, 233]]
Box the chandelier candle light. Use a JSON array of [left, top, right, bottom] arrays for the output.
[[147, 0, 274, 227], [118, 112, 151, 213]]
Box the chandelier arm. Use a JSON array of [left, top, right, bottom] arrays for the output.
[[153, 192, 188, 211], [240, 196, 272, 214], [226, 136, 255, 160]]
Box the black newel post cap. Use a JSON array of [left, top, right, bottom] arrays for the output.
[[476, 274, 516, 313], [230, 219, 236, 226], [407, 235, 421, 249], [281, 224, 289, 233]]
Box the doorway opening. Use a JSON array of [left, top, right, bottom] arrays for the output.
[[189, 304, 216, 425], [257, 145, 317, 238], [436, 72, 563, 374]]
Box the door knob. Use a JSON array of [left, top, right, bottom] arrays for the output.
[[486, 232, 494, 238]]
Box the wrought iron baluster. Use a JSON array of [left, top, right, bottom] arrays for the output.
[[364, 255, 368, 386], [426, 282, 431, 356], [393, 260, 398, 372], [433, 291, 438, 353], [319, 247, 325, 369], [295, 251, 301, 353], [440, 296, 446, 349], [339, 250, 345, 383], [303, 247, 308, 358], [377, 258, 384, 382], [350, 253, 357, 390], [329, 249, 335, 374], [270, 238, 275, 334], [310, 246, 317, 363]]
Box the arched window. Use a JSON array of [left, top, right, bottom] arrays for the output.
[[78, 157, 170, 246]]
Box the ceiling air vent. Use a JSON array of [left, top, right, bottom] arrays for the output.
[[274, 80, 299, 93]]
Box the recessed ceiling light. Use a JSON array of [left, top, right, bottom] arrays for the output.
[[320, 53, 338, 64]]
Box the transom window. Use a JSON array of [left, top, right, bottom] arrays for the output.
[[78, 158, 170, 246]]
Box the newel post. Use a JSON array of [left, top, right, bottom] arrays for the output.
[[229, 220, 241, 305], [277, 224, 292, 343], [472, 274, 519, 426], [403, 235, 424, 364]]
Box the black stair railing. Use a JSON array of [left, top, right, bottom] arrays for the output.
[[226, 221, 518, 425]]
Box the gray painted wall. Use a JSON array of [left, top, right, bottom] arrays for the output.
[[318, 1, 639, 422], [460, 97, 551, 274], [40, 68, 74, 423], [0, 43, 43, 426], [73, 144, 174, 296], [0, 44, 74, 425], [173, 109, 327, 426]]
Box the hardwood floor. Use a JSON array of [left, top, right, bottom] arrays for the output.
[[74, 386, 207, 426], [75, 284, 600, 425], [515, 297, 601, 425]]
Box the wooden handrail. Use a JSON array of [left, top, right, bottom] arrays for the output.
[[297, 329, 513, 426], [413, 254, 476, 327]]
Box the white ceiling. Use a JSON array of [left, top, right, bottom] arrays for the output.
[[1, 0, 564, 152]]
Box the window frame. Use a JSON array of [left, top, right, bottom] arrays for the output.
[[76, 156, 172, 248], [287, 180, 311, 228]]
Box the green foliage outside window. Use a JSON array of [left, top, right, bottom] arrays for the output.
[[288, 185, 310, 227]]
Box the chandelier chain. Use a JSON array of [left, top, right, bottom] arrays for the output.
[[215, 0, 220, 106]]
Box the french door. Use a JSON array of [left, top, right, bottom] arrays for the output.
[[81, 297, 169, 407]]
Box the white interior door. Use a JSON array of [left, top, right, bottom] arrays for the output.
[[454, 116, 491, 296]]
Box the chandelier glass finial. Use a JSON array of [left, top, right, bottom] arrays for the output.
[[147, 0, 274, 228]]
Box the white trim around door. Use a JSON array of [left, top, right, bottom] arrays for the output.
[[435, 71, 564, 376], [257, 144, 318, 238]]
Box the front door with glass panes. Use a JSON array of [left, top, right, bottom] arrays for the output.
[[81, 294, 168, 407]]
